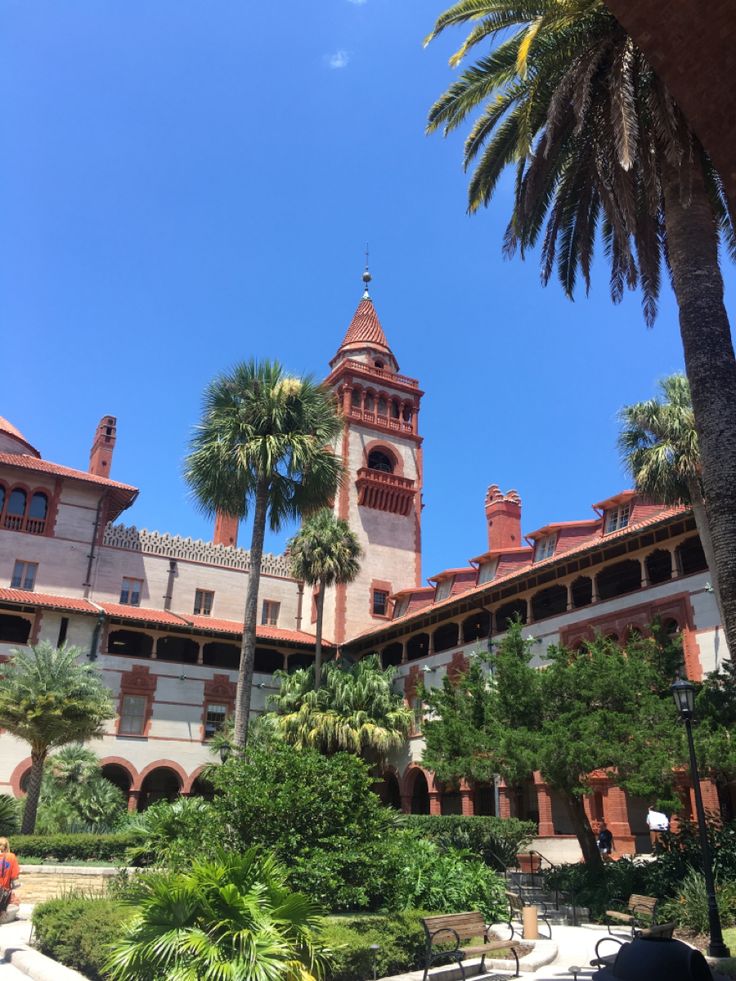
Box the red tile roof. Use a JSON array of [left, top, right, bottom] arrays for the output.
[[0, 589, 98, 613], [335, 297, 394, 358], [99, 603, 189, 627], [182, 613, 326, 647], [0, 418, 39, 457]]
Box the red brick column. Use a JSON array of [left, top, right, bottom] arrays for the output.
[[603, 786, 635, 854], [498, 783, 513, 820], [429, 791, 441, 815], [127, 789, 141, 813], [459, 780, 475, 816], [534, 774, 555, 837]]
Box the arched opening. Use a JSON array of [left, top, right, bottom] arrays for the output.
[[367, 449, 394, 473], [156, 635, 199, 663], [391, 399, 400, 419], [351, 388, 361, 407], [286, 652, 314, 672], [377, 396, 388, 416], [7, 488, 26, 515], [0, 614, 31, 644], [378, 772, 401, 809], [107, 630, 153, 658], [364, 392, 375, 412], [374, 360, 385, 370], [189, 775, 215, 800], [0, 484, 5, 512], [646, 549, 672, 585], [139, 767, 181, 810], [202, 641, 239, 670], [433, 622, 459, 655], [402, 405, 413, 424], [27, 492, 48, 532], [409, 770, 430, 815], [495, 599, 527, 632], [462, 611, 491, 643], [678, 536, 708, 575], [19, 770, 31, 794], [513, 778, 539, 826], [441, 786, 462, 815], [531, 584, 567, 621], [475, 783, 496, 816], [571, 576, 593, 608], [596, 560, 641, 601], [663, 617, 680, 636], [406, 632, 429, 661], [381, 643, 403, 668], [254, 647, 283, 673], [101, 764, 133, 798]]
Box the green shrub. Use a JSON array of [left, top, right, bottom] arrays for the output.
[[404, 814, 536, 870], [124, 797, 213, 867], [543, 858, 652, 921], [10, 831, 138, 863], [322, 911, 428, 980], [0, 794, 20, 836], [660, 869, 736, 934], [33, 893, 130, 980]]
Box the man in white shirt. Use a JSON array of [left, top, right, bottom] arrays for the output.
[[646, 805, 669, 846]]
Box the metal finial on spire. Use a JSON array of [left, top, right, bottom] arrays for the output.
[[362, 243, 372, 298]]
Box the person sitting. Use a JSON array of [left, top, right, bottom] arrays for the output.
[[597, 821, 614, 859], [0, 837, 21, 922]]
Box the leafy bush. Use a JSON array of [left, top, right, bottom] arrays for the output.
[[124, 796, 214, 867], [322, 911, 428, 980], [105, 848, 329, 981], [33, 893, 130, 980], [11, 831, 138, 863], [404, 814, 536, 870], [660, 869, 736, 934], [543, 858, 652, 921], [0, 794, 20, 836]]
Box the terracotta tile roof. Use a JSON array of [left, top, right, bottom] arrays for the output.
[[99, 603, 189, 627], [335, 298, 393, 358], [0, 589, 98, 613], [428, 567, 475, 582], [181, 614, 324, 646], [0, 418, 39, 457]]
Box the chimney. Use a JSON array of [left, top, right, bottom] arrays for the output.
[[213, 511, 239, 548], [485, 485, 522, 552], [89, 416, 117, 477]]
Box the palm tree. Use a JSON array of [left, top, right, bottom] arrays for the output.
[[619, 374, 724, 624], [0, 643, 114, 834], [269, 655, 412, 765], [425, 0, 736, 660], [105, 848, 328, 981], [185, 360, 343, 751], [287, 509, 362, 690]]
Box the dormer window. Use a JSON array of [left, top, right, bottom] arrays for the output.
[[535, 534, 557, 562], [605, 504, 631, 534], [435, 578, 453, 603], [478, 560, 497, 584], [394, 597, 409, 618]]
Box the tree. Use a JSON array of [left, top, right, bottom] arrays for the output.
[[619, 374, 724, 625], [287, 509, 362, 690], [268, 655, 412, 765], [422, 621, 684, 868], [36, 745, 126, 834], [0, 643, 114, 834], [185, 360, 343, 750], [425, 0, 736, 662]]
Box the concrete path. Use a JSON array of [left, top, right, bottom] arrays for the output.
[[0, 906, 86, 981]]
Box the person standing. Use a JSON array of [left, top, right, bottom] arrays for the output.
[[646, 806, 669, 848], [0, 837, 20, 917], [597, 821, 614, 859]]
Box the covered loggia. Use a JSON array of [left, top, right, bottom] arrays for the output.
[[156, 635, 199, 664], [531, 584, 567, 621], [596, 559, 641, 601], [646, 548, 672, 585], [462, 611, 491, 644], [570, 576, 593, 608], [432, 621, 460, 654], [495, 599, 527, 633], [381, 642, 403, 668], [107, 629, 153, 658], [406, 632, 429, 661]]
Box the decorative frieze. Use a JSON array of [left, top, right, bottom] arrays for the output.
[[103, 524, 291, 577]]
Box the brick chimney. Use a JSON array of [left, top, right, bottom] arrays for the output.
[[485, 485, 522, 551], [213, 511, 239, 548], [89, 416, 117, 477]]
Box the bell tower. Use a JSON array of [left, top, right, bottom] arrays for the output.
[[322, 269, 424, 644]]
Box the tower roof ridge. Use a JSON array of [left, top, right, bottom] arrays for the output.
[[338, 296, 392, 355]]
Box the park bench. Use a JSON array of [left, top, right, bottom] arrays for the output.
[[505, 889, 553, 940], [605, 893, 659, 936], [421, 911, 522, 981]]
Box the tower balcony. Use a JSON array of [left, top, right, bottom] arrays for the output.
[[348, 406, 415, 434], [356, 468, 416, 515]]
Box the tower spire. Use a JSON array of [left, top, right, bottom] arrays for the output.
[[362, 244, 371, 299]]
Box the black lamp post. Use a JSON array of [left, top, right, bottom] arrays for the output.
[[671, 677, 730, 958], [218, 742, 231, 764]]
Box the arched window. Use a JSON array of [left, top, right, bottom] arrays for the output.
[[351, 388, 361, 407], [377, 396, 388, 416], [402, 405, 413, 423], [374, 360, 385, 370], [26, 492, 48, 533], [7, 488, 26, 515], [365, 393, 375, 412], [0, 484, 5, 514], [391, 399, 400, 419], [368, 449, 394, 473]]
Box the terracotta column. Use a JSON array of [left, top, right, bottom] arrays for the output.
[[127, 789, 141, 813], [534, 773, 555, 837], [498, 782, 513, 820], [603, 785, 635, 854], [566, 582, 574, 611], [429, 791, 442, 815], [460, 780, 475, 816], [400, 793, 412, 814], [640, 557, 649, 588]]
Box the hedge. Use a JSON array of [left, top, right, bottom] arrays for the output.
[[10, 831, 138, 863], [33, 894, 131, 980], [321, 911, 428, 980], [404, 814, 536, 870]]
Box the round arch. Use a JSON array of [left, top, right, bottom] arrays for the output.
[[9, 757, 31, 797], [134, 758, 188, 793], [100, 756, 139, 795], [363, 440, 404, 477]]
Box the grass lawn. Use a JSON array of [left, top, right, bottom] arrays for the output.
[[710, 928, 736, 978]]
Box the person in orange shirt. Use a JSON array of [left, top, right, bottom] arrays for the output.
[[0, 837, 20, 913]]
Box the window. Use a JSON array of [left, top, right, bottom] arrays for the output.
[[373, 589, 389, 617], [367, 449, 394, 473], [120, 577, 143, 606], [119, 694, 148, 735], [478, 560, 497, 584], [261, 600, 280, 626], [194, 589, 214, 616], [435, 578, 453, 602], [534, 534, 557, 562], [393, 597, 409, 619], [204, 703, 228, 740], [605, 504, 631, 533], [11, 560, 37, 590]]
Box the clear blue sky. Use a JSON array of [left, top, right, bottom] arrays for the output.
[[2, 0, 734, 580]]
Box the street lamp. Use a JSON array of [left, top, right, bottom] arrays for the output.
[[671, 677, 730, 958], [219, 742, 232, 764]]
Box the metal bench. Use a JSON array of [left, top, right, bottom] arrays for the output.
[[605, 893, 658, 936], [421, 911, 522, 981], [505, 889, 553, 940]]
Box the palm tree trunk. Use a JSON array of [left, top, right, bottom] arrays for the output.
[[565, 792, 603, 869], [663, 155, 736, 663], [21, 750, 46, 835], [314, 582, 325, 691], [233, 479, 269, 750], [687, 479, 726, 629]]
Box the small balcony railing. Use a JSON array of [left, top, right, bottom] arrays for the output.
[[356, 468, 416, 515]]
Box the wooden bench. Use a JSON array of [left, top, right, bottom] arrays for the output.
[[605, 894, 659, 937], [506, 889, 553, 940], [421, 911, 522, 981], [591, 923, 676, 969]]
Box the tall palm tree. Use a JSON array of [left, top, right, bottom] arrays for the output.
[[185, 360, 343, 750], [619, 374, 724, 624], [425, 0, 736, 659], [287, 509, 362, 690], [269, 655, 412, 765], [0, 643, 114, 834]]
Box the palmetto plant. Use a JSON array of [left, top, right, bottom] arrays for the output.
[[287, 509, 362, 690], [185, 360, 343, 750], [0, 643, 114, 834], [105, 849, 328, 981], [425, 0, 736, 660], [269, 655, 412, 764]]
